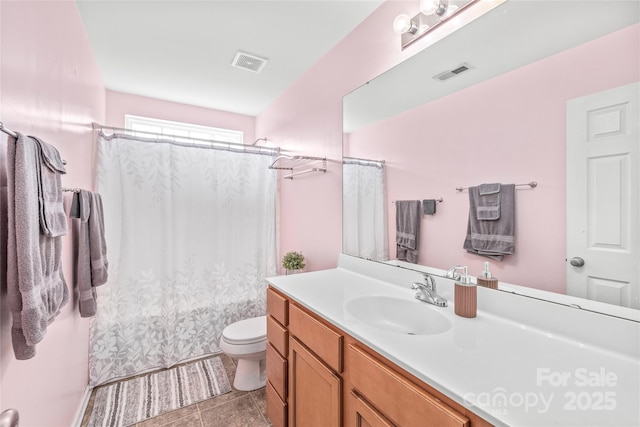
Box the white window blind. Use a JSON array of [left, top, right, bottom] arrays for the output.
[[124, 115, 244, 144]]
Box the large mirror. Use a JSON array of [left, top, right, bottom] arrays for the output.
[[343, 0, 639, 317]]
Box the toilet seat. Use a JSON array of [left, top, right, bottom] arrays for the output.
[[221, 316, 267, 345]]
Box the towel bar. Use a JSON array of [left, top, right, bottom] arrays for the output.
[[392, 198, 443, 203], [0, 409, 19, 427], [0, 121, 18, 138], [1, 121, 68, 166], [456, 181, 537, 191]]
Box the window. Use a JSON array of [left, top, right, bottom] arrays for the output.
[[124, 115, 243, 144]]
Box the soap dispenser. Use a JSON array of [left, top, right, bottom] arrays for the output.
[[477, 262, 499, 289], [454, 266, 477, 318]]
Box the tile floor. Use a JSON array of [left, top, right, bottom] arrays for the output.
[[80, 354, 272, 427]]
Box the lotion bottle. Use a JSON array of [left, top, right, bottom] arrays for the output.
[[454, 266, 477, 318], [477, 261, 499, 289]]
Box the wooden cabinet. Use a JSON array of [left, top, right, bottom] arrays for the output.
[[289, 337, 342, 426], [267, 381, 287, 427], [266, 287, 289, 427], [267, 287, 343, 427], [346, 344, 469, 427], [267, 315, 289, 358], [266, 344, 287, 400], [267, 287, 289, 326], [348, 391, 394, 427], [289, 303, 343, 373], [265, 286, 491, 427]]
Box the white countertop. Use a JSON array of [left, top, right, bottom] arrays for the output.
[[267, 256, 640, 427]]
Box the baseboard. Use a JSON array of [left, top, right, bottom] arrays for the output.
[[71, 385, 93, 427]]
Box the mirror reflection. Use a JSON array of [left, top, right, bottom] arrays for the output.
[[342, 1, 639, 313]]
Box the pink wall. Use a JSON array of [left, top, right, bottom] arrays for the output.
[[346, 24, 640, 293], [0, 1, 105, 426], [106, 90, 256, 143], [256, 0, 506, 272], [256, 0, 432, 271]]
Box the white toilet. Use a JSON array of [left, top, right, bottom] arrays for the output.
[[219, 316, 267, 391]]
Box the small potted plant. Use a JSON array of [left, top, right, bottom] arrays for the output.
[[282, 251, 306, 275]]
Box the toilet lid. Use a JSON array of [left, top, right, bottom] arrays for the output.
[[222, 316, 267, 345]]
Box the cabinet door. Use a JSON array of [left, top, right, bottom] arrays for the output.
[[266, 343, 287, 400], [266, 381, 287, 427], [289, 337, 341, 427], [348, 345, 469, 427], [267, 287, 289, 326], [267, 315, 289, 358], [348, 391, 394, 427]]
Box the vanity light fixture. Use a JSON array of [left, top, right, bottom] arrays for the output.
[[393, 0, 478, 50], [420, 0, 449, 16], [393, 14, 418, 35]]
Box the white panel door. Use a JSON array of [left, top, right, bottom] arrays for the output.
[[567, 82, 639, 309]]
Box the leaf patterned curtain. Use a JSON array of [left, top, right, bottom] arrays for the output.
[[343, 162, 389, 262], [89, 133, 278, 386]]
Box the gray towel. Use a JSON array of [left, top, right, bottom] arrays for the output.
[[422, 199, 437, 215], [70, 190, 108, 317], [71, 191, 94, 317], [89, 193, 108, 286], [6, 132, 69, 359], [463, 184, 515, 261], [31, 136, 68, 237], [476, 183, 501, 220], [1, 141, 8, 322], [396, 200, 421, 264], [479, 183, 501, 195]]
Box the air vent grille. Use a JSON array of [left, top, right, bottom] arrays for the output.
[[433, 63, 473, 82], [231, 51, 269, 73]]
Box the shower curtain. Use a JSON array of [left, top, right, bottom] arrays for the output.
[[343, 162, 388, 261], [89, 133, 277, 386]]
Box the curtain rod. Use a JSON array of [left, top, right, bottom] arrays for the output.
[[92, 122, 280, 156], [455, 181, 538, 191], [0, 121, 18, 138], [343, 156, 385, 168]]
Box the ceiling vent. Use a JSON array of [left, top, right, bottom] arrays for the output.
[[433, 63, 473, 82], [231, 51, 269, 73]]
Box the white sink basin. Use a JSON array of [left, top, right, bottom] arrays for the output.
[[345, 296, 451, 335]]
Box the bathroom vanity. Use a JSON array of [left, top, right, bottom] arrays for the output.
[[265, 255, 640, 427]]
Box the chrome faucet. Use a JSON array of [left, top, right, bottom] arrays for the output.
[[411, 273, 448, 307], [444, 264, 462, 281]]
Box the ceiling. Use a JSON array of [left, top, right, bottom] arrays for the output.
[[76, 0, 384, 117]]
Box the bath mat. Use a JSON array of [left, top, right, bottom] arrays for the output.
[[87, 356, 231, 427]]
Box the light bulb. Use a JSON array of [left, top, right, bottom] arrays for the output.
[[421, 0, 449, 17], [393, 14, 412, 34], [420, 0, 439, 15]]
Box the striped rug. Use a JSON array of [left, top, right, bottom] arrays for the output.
[[87, 356, 232, 427]]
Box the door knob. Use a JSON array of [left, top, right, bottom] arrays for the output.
[[569, 257, 585, 267]]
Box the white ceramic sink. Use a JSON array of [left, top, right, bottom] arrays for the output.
[[345, 296, 451, 335]]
